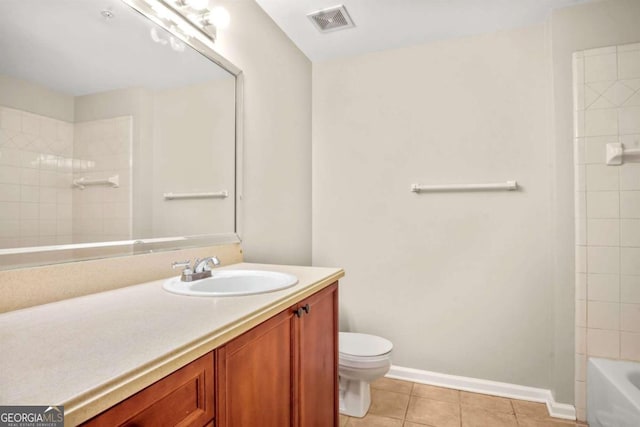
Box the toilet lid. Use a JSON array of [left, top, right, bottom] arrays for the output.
[[339, 332, 393, 357]]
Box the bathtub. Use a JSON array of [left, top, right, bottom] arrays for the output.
[[588, 358, 640, 427]]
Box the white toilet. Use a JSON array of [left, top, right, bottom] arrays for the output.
[[338, 332, 393, 417]]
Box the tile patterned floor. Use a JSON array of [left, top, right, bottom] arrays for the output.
[[339, 378, 589, 427]]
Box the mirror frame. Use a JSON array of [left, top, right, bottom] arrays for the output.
[[0, 0, 243, 268]]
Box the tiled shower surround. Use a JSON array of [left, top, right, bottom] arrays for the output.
[[0, 106, 132, 249], [73, 116, 132, 243], [573, 43, 640, 420]]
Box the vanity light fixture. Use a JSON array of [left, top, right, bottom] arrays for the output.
[[124, 0, 229, 45], [162, 0, 229, 41], [204, 6, 230, 29], [170, 0, 208, 10]]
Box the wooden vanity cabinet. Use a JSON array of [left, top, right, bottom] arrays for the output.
[[216, 282, 338, 427], [81, 352, 215, 427], [80, 282, 338, 427], [296, 282, 339, 427]]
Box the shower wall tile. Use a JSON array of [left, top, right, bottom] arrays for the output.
[[620, 191, 640, 217], [620, 164, 640, 190], [587, 219, 619, 246], [587, 328, 619, 358], [620, 219, 640, 246], [584, 136, 616, 164], [587, 301, 620, 329], [621, 304, 640, 332], [584, 53, 618, 82], [625, 91, 640, 107], [601, 82, 636, 106], [0, 184, 20, 202], [0, 166, 21, 184], [587, 246, 620, 274], [620, 332, 640, 361], [621, 248, 640, 275], [619, 106, 640, 134], [0, 220, 20, 238], [0, 202, 20, 220], [587, 274, 620, 302], [618, 50, 640, 80], [20, 186, 39, 203], [585, 164, 619, 190], [586, 191, 619, 218], [584, 108, 618, 136], [20, 203, 38, 220], [621, 275, 640, 303], [575, 44, 640, 377]]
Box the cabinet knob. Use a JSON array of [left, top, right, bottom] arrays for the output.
[[294, 307, 304, 317], [302, 304, 310, 314]]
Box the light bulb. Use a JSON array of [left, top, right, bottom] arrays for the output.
[[186, 0, 209, 11], [150, 27, 168, 45], [207, 6, 230, 29], [170, 36, 185, 52]]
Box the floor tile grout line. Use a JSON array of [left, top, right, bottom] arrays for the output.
[[402, 382, 414, 422]]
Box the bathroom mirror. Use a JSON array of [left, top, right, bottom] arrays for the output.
[[0, 0, 242, 269]]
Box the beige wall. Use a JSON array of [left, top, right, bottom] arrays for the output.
[[550, 0, 640, 414], [313, 24, 557, 394], [214, 0, 312, 265], [151, 79, 235, 237]]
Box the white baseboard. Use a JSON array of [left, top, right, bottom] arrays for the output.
[[386, 365, 576, 421]]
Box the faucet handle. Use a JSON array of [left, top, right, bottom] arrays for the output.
[[172, 260, 192, 273]]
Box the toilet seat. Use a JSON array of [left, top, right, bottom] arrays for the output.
[[339, 352, 391, 369], [339, 332, 393, 358]]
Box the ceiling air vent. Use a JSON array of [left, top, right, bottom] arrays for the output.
[[307, 5, 355, 33]]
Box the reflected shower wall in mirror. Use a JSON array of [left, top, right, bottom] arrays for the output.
[[0, 0, 239, 268]]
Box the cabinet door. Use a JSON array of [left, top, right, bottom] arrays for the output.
[[82, 352, 214, 427], [297, 283, 338, 427], [216, 309, 295, 427]]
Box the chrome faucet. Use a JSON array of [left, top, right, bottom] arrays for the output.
[[193, 256, 221, 273], [172, 256, 220, 282]]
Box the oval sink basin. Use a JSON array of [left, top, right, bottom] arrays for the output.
[[163, 270, 299, 297]]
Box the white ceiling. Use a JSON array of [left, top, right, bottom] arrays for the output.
[[255, 0, 596, 61], [0, 0, 231, 96]]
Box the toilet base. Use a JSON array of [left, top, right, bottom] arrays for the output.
[[339, 377, 372, 418]]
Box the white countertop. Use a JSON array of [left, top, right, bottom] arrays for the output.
[[0, 262, 344, 425]]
